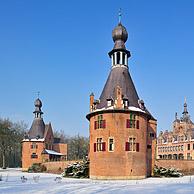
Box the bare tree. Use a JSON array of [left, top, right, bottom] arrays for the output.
[[54, 131, 89, 160], [0, 118, 27, 168]]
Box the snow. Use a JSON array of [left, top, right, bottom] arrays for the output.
[[93, 106, 145, 113], [44, 149, 63, 156], [0, 168, 194, 194], [128, 106, 145, 113], [22, 138, 44, 142]]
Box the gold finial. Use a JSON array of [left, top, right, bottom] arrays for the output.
[[118, 8, 122, 23]]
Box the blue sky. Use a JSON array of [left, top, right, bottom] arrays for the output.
[[0, 0, 194, 136]]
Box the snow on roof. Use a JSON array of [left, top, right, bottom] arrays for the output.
[[44, 149, 63, 156], [22, 138, 45, 142], [128, 106, 145, 113], [93, 106, 145, 113]]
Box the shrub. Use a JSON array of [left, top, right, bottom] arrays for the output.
[[154, 165, 183, 177], [28, 163, 42, 173], [62, 158, 89, 178]]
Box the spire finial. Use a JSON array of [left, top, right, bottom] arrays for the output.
[[118, 8, 122, 23], [182, 97, 188, 116], [37, 91, 40, 98], [175, 112, 178, 120]]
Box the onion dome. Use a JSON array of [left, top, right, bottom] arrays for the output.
[[34, 98, 42, 108], [112, 23, 128, 50], [33, 98, 43, 115]]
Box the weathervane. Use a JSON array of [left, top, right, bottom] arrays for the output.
[[119, 8, 122, 23]]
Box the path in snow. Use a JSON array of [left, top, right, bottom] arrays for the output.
[[0, 169, 194, 194]]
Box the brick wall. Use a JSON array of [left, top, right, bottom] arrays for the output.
[[89, 112, 154, 179], [42, 160, 81, 174], [156, 159, 194, 174], [22, 141, 44, 171]]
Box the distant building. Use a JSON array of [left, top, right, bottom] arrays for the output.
[[22, 98, 67, 171], [157, 100, 194, 160], [86, 19, 157, 179]]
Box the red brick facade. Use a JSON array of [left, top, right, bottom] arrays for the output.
[[157, 101, 194, 160], [22, 99, 67, 171], [88, 112, 156, 179]]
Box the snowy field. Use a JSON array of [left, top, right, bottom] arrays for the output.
[[0, 169, 194, 194]]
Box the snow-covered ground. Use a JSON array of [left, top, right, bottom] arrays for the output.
[[0, 169, 194, 194]]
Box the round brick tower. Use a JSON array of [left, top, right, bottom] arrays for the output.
[[86, 20, 157, 180]]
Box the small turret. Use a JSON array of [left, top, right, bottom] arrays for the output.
[[28, 97, 45, 139]]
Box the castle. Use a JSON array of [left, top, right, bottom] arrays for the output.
[[157, 100, 194, 160], [22, 98, 67, 171], [86, 20, 157, 179]]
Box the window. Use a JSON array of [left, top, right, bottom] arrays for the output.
[[97, 138, 103, 151], [125, 137, 139, 152], [147, 145, 151, 149], [126, 113, 139, 129], [94, 115, 106, 129], [94, 138, 106, 152], [31, 143, 38, 149], [117, 52, 120, 64], [188, 144, 190, 150], [122, 52, 125, 65], [150, 133, 155, 138], [107, 100, 112, 106], [187, 153, 192, 160], [109, 138, 114, 151], [31, 153, 38, 159]]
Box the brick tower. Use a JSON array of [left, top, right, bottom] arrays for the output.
[[86, 20, 157, 179], [22, 98, 67, 171]]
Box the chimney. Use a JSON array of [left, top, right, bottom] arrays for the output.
[[90, 93, 94, 112]]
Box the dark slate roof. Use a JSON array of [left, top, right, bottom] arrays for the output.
[[44, 124, 49, 138], [97, 66, 140, 109], [28, 118, 45, 139], [54, 137, 64, 144]]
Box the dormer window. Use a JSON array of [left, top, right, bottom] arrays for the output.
[[138, 99, 145, 110], [107, 100, 112, 107], [123, 99, 128, 108], [107, 97, 113, 107]]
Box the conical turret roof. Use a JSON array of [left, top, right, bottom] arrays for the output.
[[97, 67, 139, 109], [28, 118, 45, 139]]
